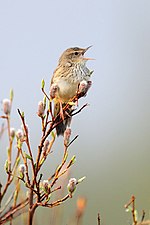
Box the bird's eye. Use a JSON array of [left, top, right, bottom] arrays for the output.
[[74, 52, 79, 55]]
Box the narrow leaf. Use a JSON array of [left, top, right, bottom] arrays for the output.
[[24, 152, 32, 160]]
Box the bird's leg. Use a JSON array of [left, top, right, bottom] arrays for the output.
[[75, 84, 81, 106], [65, 110, 72, 118], [75, 96, 79, 107], [59, 100, 65, 120], [59, 101, 72, 119]]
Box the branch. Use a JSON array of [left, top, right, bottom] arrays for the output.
[[137, 221, 150, 225], [0, 198, 29, 224], [98, 213, 100, 225], [17, 109, 36, 179], [71, 103, 89, 116]]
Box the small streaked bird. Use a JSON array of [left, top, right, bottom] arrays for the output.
[[50, 46, 93, 136]]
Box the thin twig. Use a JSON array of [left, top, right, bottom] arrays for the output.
[[37, 194, 70, 208], [36, 122, 54, 173], [0, 198, 29, 224], [71, 103, 89, 116], [125, 195, 137, 225], [98, 213, 100, 225], [141, 210, 146, 222], [67, 135, 79, 147], [137, 221, 150, 225], [50, 143, 68, 188], [1, 175, 13, 204], [0, 192, 15, 214], [41, 88, 50, 101], [17, 109, 36, 179], [17, 146, 30, 186], [0, 123, 5, 139]]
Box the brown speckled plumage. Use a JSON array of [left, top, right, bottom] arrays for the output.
[[50, 46, 92, 135]]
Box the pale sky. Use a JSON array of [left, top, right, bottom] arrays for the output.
[[0, 1, 150, 224]]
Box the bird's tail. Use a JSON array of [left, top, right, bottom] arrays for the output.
[[54, 101, 72, 136]]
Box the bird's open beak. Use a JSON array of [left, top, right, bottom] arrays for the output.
[[82, 46, 95, 61], [84, 45, 93, 52]]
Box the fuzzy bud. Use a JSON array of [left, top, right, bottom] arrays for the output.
[[43, 180, 49, 188], [16, 129, 24, 141], [42, 140, 50, 153], [87, 80, 92, 90], [21, 124, 28, 136], [37, 101, 45, 117], [78, 80, 88, 93], [42, 180, 50, 193], [67, 178, 77, 198], [10, 127, 15, 138], [18, 164, 26, 179], [64, 128, 71, 145], [78, 80, 92, 95], [50, 84, 58, 99], [2, 99, 11, 115], [19, 164, 26, 174]]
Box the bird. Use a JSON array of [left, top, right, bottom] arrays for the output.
[[50, 46, 93, 136]]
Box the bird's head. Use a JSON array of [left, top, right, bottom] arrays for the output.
[[58, 46, 93, 66]]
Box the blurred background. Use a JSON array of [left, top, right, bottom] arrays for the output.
[[0, 0, 150, 224]]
